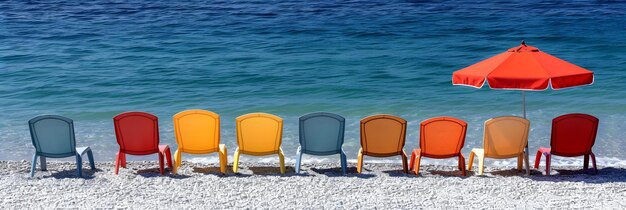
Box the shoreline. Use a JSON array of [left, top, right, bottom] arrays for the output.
[[1, 161, 625, 208]]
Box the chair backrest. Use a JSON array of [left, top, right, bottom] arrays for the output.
[[28, 115, 77, 158], [483, 116, 530, 158], [420, 117, 467, 158], [550, 113, 599, 156], [360, 114, 407, 156], [236, 113, 283, 155], [113, 112, 160, 155], [173, 110, 220, 154], [299, 112, 345, 155]]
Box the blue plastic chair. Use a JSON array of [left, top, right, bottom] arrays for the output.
[[28, 115, 96, 177], [296, 112, 347, 175]]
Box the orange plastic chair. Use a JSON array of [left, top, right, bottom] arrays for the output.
[[534, 113, 599, 175], [172, 110, 227, 174], [468, 116, 530, 175], [233, 113, 285, 174], [357, 114, 408, 173], [409, 117, 468, 176]]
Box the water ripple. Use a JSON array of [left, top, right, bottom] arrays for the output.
[[1, 0, 625, 161]]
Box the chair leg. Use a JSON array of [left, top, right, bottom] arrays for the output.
[[545, 153, 552, 176], [524, 152, 530, 175], [356, 148, 364, 173], [120, 152, 126, 168], [340, 150, 347, 175], [478, 156, 485, 176], [40, 156, 47, 171], [534, 149, 542, 169], [233, 148, 240, 173], [158, 152, 165, 175], [173, 149, 182, 174], [583, 155, 589, 170], [114, 152, 123, 175], [75, 154, 83, 177], [219, 144, 228, 174], [278, 149, 285, 174], [409, 149, 419, 171], [517, 154, 523, 172], [30, 154, 38, 178], [590, 152, 598, 174], [163, 147, 173, 169], [468, 151, 475, 171], [457, 154, 463, 171], [459, 154, 466, 176], [86, 149, 96, 170], [295, 147, 303, 173], [412, 154, 422, 175], [401, 151, 408, 174]]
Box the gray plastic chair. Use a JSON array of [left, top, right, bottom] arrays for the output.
[[296, 112, 347, 175], [28, 115, 95, 177]]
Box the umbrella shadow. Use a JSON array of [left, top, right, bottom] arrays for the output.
[[528, 167, 626, 184]]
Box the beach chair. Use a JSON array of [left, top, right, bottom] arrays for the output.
[[233, 113, 285, 174], [172, 110, 227, 174], [28, 115, 96, 177], [534, 113, 599, 175], [357, 114, 408, 173], [409, 117, 468, 176], [113, 112, 172, 175], [295, 112, 347, 175], [468, 116, 530, 175]]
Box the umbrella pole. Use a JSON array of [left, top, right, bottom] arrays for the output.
[[522, 90, 530, 175], [522, 91, 526, 119]]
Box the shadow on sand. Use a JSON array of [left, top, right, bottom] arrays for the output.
[[229, 166, 311, 177], [487, 168, 544, 177], [136, 167, 172, 178], [308, 166, 377, 178], [381, 169, 412, 177], [424, 169, 471, 178], [528, 167, 626, 183], [42, 168, 102, 179], [192, 166, 229, 177]]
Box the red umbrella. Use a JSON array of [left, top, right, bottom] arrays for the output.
[[452, 41, 594, 174], [453, 41, 593, 92]]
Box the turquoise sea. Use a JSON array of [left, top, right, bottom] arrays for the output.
[[1, 1, 625, 165]]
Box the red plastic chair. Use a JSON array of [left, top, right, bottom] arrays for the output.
[[534, 113, 599, 175], [113, 112, 173, 175]]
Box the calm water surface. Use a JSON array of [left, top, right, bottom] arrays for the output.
[[1, 0, 625, 165]]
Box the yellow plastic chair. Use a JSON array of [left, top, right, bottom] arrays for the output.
[[172, 110, 227, 174], [468, 116, 530, 175], [233, 113, 285, 174]]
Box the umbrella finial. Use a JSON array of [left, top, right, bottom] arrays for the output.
[[521, 40, 527, 46]]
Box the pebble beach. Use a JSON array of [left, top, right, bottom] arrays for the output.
[[2, 161, 625, 209]]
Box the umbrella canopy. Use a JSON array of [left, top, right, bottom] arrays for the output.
[[452, 41, 594, 90]]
